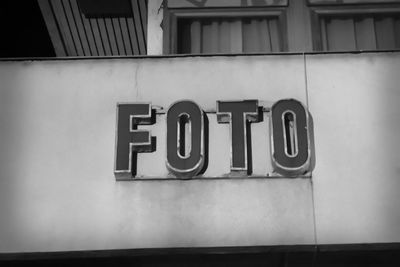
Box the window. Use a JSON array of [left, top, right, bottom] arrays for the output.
[[310, 5, 400, 51], [164, 0, 400, 54], [164, 0, 289, 54], [176, 12, 286, 54]]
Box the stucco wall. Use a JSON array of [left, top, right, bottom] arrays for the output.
[[0, 52, 399, 252], [307, 53, 400, 244]]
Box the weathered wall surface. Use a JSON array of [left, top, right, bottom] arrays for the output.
[[0, 52, 399, 252], [307, 53, 400, 244]]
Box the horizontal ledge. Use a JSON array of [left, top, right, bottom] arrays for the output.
[[1, 243, 400, 261], [311, 7, 400, 14], [168, 0, 288, 8], [1, 49, 400, 62], [116, 175, 312, 181], [170, 10, 284, 18]]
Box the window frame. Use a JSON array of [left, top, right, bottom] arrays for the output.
[[308, 0, 400, 6], [162, 0, 400, 54], [309, 4, 400, 51], [163, 7, 289, 54]]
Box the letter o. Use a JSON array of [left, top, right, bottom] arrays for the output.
[[270, 99, 313, 176], [166, 100, 205, 178]]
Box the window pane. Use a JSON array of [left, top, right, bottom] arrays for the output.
[[177, 17, 282, 54], [320, 14, 400, 51], [309, 0, 400, 5]]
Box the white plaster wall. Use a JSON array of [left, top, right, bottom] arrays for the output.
[[307, 52, 400, 244], [0, 55, 314, 253], [1, 52, 399, 253]]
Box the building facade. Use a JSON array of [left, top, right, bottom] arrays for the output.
[[1, 0, 400, 266]]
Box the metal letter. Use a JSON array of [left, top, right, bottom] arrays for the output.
[[166, 100, 206, 178], [270, 99, 312, 176], [114, 103, 155, 180], [216, 100, 260, 174]]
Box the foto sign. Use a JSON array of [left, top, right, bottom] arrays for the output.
[[114, 99, 314, 180]]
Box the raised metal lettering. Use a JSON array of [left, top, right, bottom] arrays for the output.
[[166, 100, 206, 178], [216, 100, 261, 174], [270, 99, 312, 176], [114, 103, 155, 180]]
